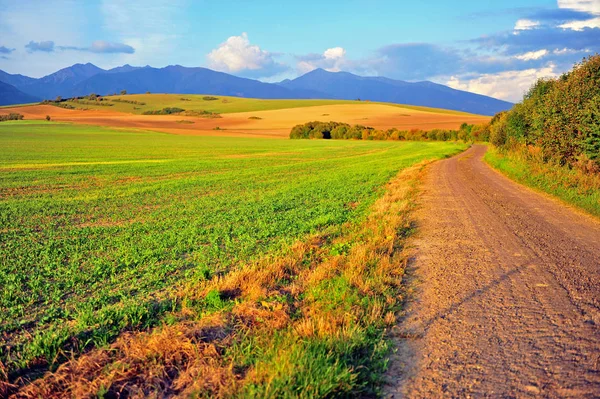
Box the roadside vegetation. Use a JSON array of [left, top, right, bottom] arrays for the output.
[[484, 55, 600, 216], [290, 120, 487, 142], [0, 121, 465, 396]]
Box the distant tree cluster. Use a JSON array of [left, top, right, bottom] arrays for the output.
[[290, 121, 485, 142], [0, 113, 24, 122], [110, 98, 146, 105], [488, 54, 600, 173], [142, 107, 186, 115]]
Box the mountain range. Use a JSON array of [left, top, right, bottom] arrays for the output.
[[0, 63, 513, 115]]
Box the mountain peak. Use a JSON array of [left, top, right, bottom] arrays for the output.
[[306, 68, 332, 76], [303, 68, 359, 79], [1, 63, 512, 115]]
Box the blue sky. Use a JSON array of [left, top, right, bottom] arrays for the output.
[[0, 0, 599, 101]]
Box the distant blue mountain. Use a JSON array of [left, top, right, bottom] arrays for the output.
[[0, 81, 40, 106], [70, 65, 321, 99], [106, 64, 149, 74], [0, 63, 512, 115], [278, 68, 512, 116], [0, 69, 37, 88], [14, 63, 105, 99]]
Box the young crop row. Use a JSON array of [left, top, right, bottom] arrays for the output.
[[0, 122, 465, 395]]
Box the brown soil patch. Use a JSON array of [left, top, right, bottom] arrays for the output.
[[3, 104, 490, 138]]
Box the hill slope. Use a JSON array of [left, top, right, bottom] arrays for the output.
[[0, 81, 40, 106], [278, 69, 512, 116], [0, 63, 512, 114]]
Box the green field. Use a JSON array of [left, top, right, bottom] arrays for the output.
[[0, 121, 465, 395], [59, 93, 477, 116]]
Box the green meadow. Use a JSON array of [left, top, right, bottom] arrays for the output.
[[60, 93, 475, 116], [0, 121, 465, 392]]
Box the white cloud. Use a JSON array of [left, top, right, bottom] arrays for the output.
[[559, 17, 600, 30], [446, 65, 559, 102], [207, 33, 287, 78], [557, 0, 600, 29], [324, 47, 346, 60], [514, 19, 540, 31], [557, 0, 600, 14], [297, 47, 349, 74], [514, 49, 549, 61]]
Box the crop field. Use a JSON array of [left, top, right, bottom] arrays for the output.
[[59, 94, 476, 116], [0, 121, 465, 396], [1, 100, 490, 140]]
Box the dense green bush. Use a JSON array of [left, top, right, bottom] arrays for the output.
[[490, 112, 508, 147], [143, 107, 185, 115], [489, 55, 600, 169], [0, 113, 24, 122]]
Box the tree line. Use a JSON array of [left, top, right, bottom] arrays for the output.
[[289, 121, 488, 142], [488, 54, 600, 173]]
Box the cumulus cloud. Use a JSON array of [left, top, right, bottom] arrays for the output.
[[207, 33, 288, 78], [557, 0, 600, 29], [557, 0, 600, 14], [446, 65, 559, 103], [323, 47, 346, 61], [25, 40, 55, 52], [439, 7, 599, 101], [560, 17, 600, 30], [0, 46, 14, 54], [296, 46, 350, 74]]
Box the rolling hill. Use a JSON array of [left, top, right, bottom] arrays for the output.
[[0, 63, 513, 115]]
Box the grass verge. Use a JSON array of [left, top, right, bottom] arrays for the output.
[[5, 160, 430, 398], [484, 146, 600, 218]]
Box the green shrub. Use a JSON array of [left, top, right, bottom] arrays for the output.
[[490, 112, 508, 147], [142, 107, 185, 115], [488, 55, 600, 169], [0, 113, 24, 122]]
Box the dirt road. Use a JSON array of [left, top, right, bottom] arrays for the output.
[[386, 145, 600, 398]]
